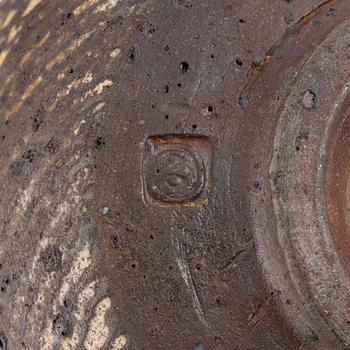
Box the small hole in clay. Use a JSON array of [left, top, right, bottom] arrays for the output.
[[180, 61, 189, 73]]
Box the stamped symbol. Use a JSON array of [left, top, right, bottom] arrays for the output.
[[142, 135, 213, 207]]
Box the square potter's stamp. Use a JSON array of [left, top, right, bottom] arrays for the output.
[[142, 135, 213, 207]]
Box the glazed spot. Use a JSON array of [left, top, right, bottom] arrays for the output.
[[84, 298, 112, 349], [110, 48, 121, 58], [7, 25, 23, 43], [73, 0, 99, 16], [0, 50, 10, 68], [95, 0, 121, 13], [82, 80, 113, 101], [110, 335, 128, 350], [93, 102, 106, 113], [0, 10, 17, 30], [22, 0, 43, 16], [58, 244, 92, 305]]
